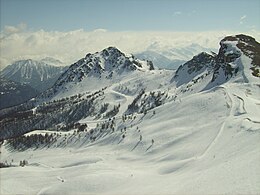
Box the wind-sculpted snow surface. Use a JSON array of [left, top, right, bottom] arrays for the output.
[[0, 35, 260, 194]]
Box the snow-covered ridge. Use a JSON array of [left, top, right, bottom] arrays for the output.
[[41, 47, 154, 100], [56, 46, 154, 83], [172, 52, 214, 87]]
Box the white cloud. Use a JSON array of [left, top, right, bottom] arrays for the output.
[[174, 11, 182, 15], [188, 10, 197, 16], [240, 15, 247, 20], [240, 15, 247, 24], [2, 23, 27, 35], [93, 28, 108, 33], [1, 24, 259, 69]]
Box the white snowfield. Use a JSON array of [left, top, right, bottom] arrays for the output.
[[1, 42, 260, 194]]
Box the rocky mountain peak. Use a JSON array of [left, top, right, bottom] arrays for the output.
[[174, 52, 214, 77], [172, 34, 259, 90], [44, 47, 154, 99], [56, 47, 153, 83], [101, 46, 124, 57], [183, 52, 214, 73], [217, 36, 242, 64], [171, 52, 214, 87], [188, 52, 214, 65], [217, 34, 260, 77]]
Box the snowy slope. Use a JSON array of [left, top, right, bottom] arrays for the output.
[[1, 80, 259, 194], [0, 34, 260, 195]]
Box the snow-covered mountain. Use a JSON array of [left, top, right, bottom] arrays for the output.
[[0, 34, 260, 195], [136, 43, 217, 70], [0, 59, 68, 92], [0, 77, 38, 109], [211, 34, 260, 84], [147, 42, 217, 61], [171, 34, 259, 92], [135, 50, 186, 70], [172, 52, 215, 87], [39, 57, 64, 67], [41, 47, 154, 100]]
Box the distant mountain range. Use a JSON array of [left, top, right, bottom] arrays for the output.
[[0, 58, 68, 93], [39, 57, 64, 66], [146, 42, 217, 60], [135, 50, 186, 70], [0, 58, 68, 108], [135, 43, 217, 70]]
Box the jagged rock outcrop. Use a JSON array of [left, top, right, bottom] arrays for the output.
[[213, 34, 260, 81], [172, 34, 260, 89], [172, 52, 214, 87]]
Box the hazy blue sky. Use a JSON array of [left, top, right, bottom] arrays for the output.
[[1, 0, 259, 31]]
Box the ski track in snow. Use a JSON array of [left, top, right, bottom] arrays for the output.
[[196, 87, 232, 160], [198, 84, 260, 159]]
